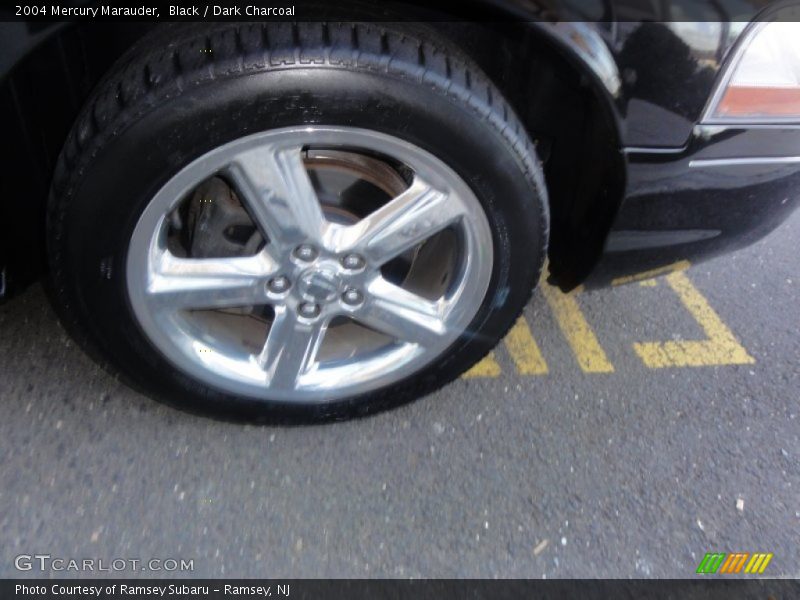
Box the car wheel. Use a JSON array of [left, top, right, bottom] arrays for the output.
[[47, 23, 548, 422]]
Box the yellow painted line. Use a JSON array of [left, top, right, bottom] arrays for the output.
[[541, 284, 614, 373], [463, 351, 501, 378], [612, 260, 690, 286], [634, 270, 755, 368], [639, 278, 658, 287], [504, 317, 548, 375]]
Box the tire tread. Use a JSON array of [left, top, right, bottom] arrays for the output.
[[47, 22, 549, 422]]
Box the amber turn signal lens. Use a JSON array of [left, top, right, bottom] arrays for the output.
[[717, 86, 800, 118]]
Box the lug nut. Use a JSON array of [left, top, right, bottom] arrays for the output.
[[342, 288, 364, 306], [293, 244, 318, 262], [267, 276, 290, 294], [298, 302, 321, 319], [341, 253, 365, 270]]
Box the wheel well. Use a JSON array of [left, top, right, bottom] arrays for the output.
[[0, 22, 153, 294], [0, 18, 624, 294], [434, 22, 626, 291]]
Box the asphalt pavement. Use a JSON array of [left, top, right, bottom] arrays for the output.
[[1, 211, 798, 579]]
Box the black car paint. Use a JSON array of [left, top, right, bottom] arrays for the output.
[[523, 0, 800, 286], [0, 0, 797, 300], [591, 126, 800, 285]]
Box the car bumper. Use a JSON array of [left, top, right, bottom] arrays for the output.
[[587, 125, 800, 286]]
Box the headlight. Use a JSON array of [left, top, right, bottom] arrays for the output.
[[705, 18, 800, 122]]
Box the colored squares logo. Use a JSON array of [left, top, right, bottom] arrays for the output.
[[696, 552, 773, 574]]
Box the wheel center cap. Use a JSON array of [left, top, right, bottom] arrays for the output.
[[298, 267, 340, 302]]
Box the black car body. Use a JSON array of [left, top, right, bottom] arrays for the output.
[[1, 1, 798, 299]]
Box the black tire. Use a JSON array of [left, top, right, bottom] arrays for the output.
[[47, 22, 549, 423]]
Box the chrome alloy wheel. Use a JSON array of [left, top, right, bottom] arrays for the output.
[[126, 127, 494, 403]]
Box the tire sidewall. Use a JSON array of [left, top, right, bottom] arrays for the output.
[[55, 65, 546, 422]]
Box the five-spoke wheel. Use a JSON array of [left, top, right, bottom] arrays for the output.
[[127, 127, 494, 402]]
